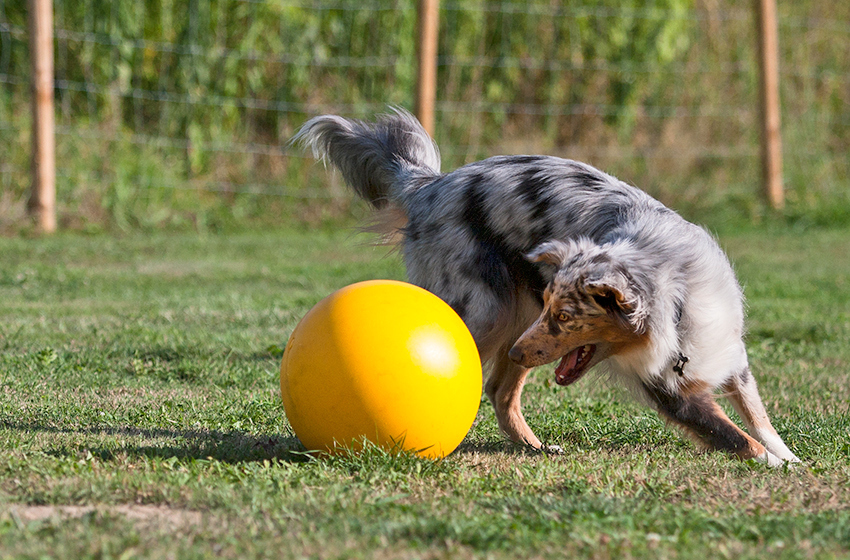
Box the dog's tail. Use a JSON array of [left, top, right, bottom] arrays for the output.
[[291, 108, 441, 209]]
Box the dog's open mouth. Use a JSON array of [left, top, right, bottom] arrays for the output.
[[554, 345, 596, 386]]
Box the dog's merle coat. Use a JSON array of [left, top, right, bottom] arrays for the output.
[[294, 109, 799, 466]]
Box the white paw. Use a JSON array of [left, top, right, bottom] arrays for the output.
[[756, 451, 800, 468], [543, 444, 565, 455], [758, 433, 801, 464]]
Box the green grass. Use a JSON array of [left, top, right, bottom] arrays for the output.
[[1, 227, 848, 559]]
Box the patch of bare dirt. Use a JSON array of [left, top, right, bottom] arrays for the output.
[[3, 504, 203, 529]]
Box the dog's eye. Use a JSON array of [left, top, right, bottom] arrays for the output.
[[556, 311, 570, 322]]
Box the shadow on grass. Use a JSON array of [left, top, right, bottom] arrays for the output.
[[0, 418, 310, 464], [4, 416, 556, 469]]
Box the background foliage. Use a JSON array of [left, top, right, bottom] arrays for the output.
[[1, 0, 848, 232]]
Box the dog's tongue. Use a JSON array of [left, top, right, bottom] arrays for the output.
[[554, 346, 593, 386], [554, 350, 580, 386]]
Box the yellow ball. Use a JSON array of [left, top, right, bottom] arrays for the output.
[[280, 280, 482, 458]]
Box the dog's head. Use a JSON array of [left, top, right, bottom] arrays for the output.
[[509, 239, 650, 385]]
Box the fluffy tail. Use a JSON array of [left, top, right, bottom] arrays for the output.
[[291, 108, 441, 208]]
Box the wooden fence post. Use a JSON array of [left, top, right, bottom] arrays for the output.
[[27, 0, 57, 233], [755, 0, 784, 210], [415, 0, 439, 138]]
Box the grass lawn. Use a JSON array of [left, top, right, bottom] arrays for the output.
[[1, 226, 848, 559]]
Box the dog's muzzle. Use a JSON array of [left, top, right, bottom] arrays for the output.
[[508, 343, 596, 386]]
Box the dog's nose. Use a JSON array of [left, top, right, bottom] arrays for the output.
[[508, 345, 524, 364]]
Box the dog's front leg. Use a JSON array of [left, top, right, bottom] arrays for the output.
[[722, 366, 800, 463], [485, 351, 544, 449], [642, 382, 785, 466]]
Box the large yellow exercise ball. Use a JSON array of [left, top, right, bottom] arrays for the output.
[[280, 280, 482, 458]]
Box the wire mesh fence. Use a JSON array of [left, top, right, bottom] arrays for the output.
[[1, 0, 848, 231]]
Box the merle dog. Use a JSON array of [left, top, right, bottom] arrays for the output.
[[293, 109, 799, 465]]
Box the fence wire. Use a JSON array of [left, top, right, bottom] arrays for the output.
[[0, 0, 848, 229]]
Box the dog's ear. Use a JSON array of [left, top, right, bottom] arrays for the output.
[[585, 273, 648, 334], [525, 240, 572, 267]]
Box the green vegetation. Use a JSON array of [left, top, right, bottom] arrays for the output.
[[1, 227, 848, 558], [1, 0, 848, 231]]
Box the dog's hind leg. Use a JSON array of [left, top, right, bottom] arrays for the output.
[[722, 366, 800, 463], [642, 381, 786, 466], [485, 349, 543, 450]]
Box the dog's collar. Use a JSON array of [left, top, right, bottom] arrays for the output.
[[672, 301, 689, 375], [673, 353, 689, 376]]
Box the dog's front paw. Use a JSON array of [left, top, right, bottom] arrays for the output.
[[543, 444, 565, 455], [756, 451, 800, 469], [756, 450, 783, 467], [782, 452, 802, 466]]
